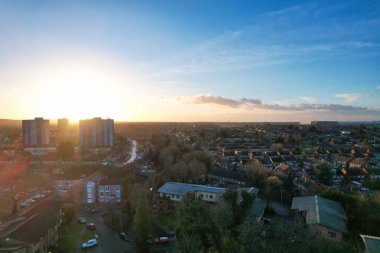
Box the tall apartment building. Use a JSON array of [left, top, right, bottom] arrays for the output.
[[79, 118, 114, 148], [22, 117, 50, 147], [57, 118, 69, 132]]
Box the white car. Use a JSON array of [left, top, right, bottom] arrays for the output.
[[82, 239, 98, 249]]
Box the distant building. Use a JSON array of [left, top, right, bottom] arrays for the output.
[[291, 195, 347, 241], [157, 182, 226, 203], [310, 121, 338, 127], [207, 167, 247, 187], [57, 118, 69, 132], [98, 179, 122, 204], [55, 176, 83, 203], [22, 117, 49, 147], [79, 118, 114, 148]]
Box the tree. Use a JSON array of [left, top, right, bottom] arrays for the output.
[[63, 207, 76, 224], [176, 233, 204, 253], [246, 160, 268, 189], [265, 176, 283, 206], [314, 162, 332, 186], [176, 196, 211, 253], [57, 141, 74, 160], [209, 189, 255, 252], [284, 173, 294, 192], [275, 136, 285, 144], [132, 191, 152, 253]]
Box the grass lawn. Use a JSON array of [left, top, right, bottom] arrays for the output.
[[58, 222, 97, 253]]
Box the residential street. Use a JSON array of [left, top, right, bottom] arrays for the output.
[[117, 140, 138, 168], [77, 211, 135, 253]]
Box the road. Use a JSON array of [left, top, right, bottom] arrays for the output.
[[118, 140, 137, 167], [126, 140, 137, 164], [78, 211, 135, 253]]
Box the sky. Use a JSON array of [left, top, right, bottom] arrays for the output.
[[0, 0, 379, 122]]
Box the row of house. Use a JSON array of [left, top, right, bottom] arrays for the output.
[[0, 198, 62, 253], [56, 177, 122, 204]]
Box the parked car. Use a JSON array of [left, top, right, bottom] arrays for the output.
[[82, 239, 97, 249], [20, 202, 29, 208], [86, 223, 96, 231], [85, 206, 97, 213], [120, 232, 128, 241], [77, 217, 86, 224], [155, 237, 170, 244]]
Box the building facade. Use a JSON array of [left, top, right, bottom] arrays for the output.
[[98, 179, 122, 204], [157, 182, 226, 203], [57, 118, 69, 132], [55, 178, 83, 203], [79, 118, 114, 148], [22, 118, 49, 147], [85, 181, 96, 204]]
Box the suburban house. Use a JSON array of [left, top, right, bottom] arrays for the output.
[[348, 158, 367, 170], [98, 179, 122, 204], [157, 182, 225, 203], [333, 156, 351, 169], [291, 195, 347, 241], [207, 167, 247, 187], [303, 157, 319, 170], [250, 198, 289, 223], [0, 198, 62, 253], [275, 163, 292, 176]]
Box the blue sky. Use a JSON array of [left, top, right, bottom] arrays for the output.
[[0, 0, 379, 121]]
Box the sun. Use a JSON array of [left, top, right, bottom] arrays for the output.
[[36, 62, 125, 121]]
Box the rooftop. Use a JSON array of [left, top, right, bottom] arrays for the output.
[[361, 235, 380, 253], [157, 182, 225, 196], [291, 195, 347, 234]]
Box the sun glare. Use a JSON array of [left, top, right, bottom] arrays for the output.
[[36, 62, 127, 121]]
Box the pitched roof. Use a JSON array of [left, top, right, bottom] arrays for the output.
[[0, 238, 29, 251], [0, 197, 61, 243], [361, 235, 380, 253], [209, 167, 246, 182], [157, 182, 225, 196], [291, 195, 347, 233], [250, 198, 289, 218]]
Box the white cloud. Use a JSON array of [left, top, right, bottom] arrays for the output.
[[162, 94, 379, 114], [335, 93, 374, 102], [299, 96, 318, 103]]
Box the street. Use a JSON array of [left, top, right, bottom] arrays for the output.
[[77, 211, 135, 253], [117, 140, 138, 168]]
